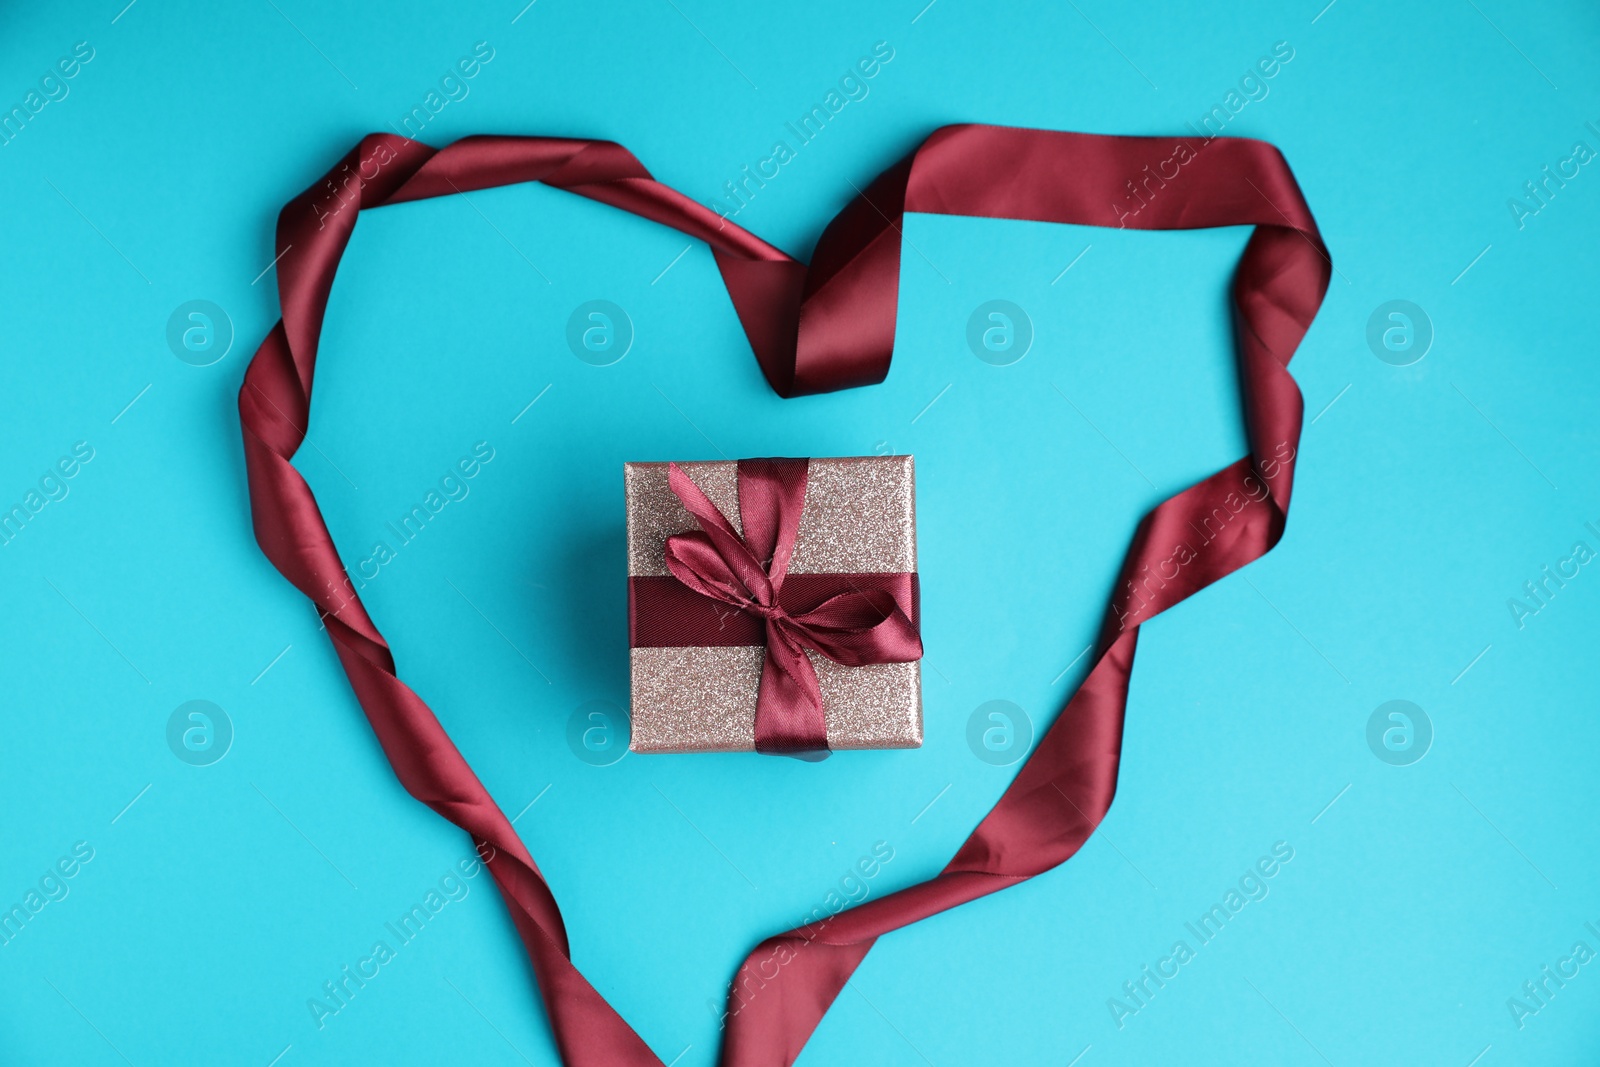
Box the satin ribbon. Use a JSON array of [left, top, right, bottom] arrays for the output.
[[653, 459, 921, 754], [629, 573, 918, 650], [238, 124, 1329, 1066]]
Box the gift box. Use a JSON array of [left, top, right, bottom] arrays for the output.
[[625, 455, 922, 754]]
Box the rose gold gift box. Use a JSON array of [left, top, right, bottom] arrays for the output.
[[624, 456, 922, 753]]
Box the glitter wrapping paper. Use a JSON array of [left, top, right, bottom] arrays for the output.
[[625, 456, 922, 753]]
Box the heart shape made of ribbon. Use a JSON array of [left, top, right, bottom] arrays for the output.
[[239, 124, 1329, 1066]]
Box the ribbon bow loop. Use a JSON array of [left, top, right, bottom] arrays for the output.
[[662, 460, 922, 753]]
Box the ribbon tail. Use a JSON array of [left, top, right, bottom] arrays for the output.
[[754, 626, 828, 755]]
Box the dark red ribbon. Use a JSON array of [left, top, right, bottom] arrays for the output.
[[629, 573, 918, 650], [238, 125, 1329, 1066], [643, 459, 922, 754]]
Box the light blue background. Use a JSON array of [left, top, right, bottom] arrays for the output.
[[1, 1, 1597, 1064]]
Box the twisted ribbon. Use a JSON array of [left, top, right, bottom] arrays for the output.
[[657, 459, 922, 754], [238, 125, 1329, 1065]]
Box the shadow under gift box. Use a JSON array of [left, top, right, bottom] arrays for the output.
[[624, 455, 922, 753]]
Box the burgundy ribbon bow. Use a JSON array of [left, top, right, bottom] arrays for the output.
[[661, 459, 922, 754]]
